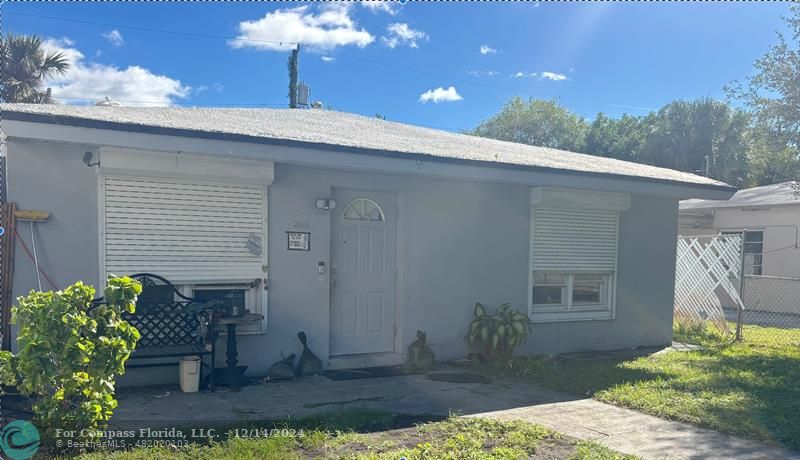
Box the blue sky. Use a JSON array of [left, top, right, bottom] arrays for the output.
[[4, 1, 792, 131]]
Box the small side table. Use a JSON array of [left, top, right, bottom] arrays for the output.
[[215, 313, 264, 387]]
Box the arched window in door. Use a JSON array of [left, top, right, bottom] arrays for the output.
[[343, 198, 385, 222]]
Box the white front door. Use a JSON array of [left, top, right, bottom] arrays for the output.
[[330, 190, 397, 356]]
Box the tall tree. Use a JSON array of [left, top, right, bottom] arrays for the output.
[[726, 5, 800, 186], [470, 98, 588, 152], [637, 98, 749, 187], [726, 5, 800, 150], [585, 113, 651, 162], [0, 34, 69, 103]]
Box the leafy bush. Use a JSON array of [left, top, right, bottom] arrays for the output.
[[0, 276, 141, 447], [465, 303, 532, 360]]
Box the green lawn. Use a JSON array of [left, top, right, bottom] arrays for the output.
[[479, 324, 800, 451], [76, 414, 635, 459]]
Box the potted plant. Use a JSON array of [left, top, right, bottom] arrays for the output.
[[465, 303, 532, 361]]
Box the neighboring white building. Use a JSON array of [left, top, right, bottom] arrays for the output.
[[679, 182, 800, 277]]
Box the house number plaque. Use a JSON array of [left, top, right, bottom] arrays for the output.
[[287, 231, 311, 251]]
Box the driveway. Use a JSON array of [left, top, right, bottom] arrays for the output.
[[114, 366, 798, 460]]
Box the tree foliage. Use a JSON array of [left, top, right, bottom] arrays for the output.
[[638, 98, 750, 187], [585, 113, 649, 162], [0, 34, 70, 103], [726, 5, 800, 185], [0, 276, 141, 449], [473, 97, 751, 187], [471, 97, 588, 152]]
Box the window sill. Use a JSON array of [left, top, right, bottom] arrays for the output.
[[529, 310, 613, 323]]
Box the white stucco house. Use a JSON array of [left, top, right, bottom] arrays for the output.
[[1, 104, 734, 384], [680, 182, 800, 277]]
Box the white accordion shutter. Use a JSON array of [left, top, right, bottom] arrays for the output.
[[532, 207, 618, 272], [103, 176, 265, 284]]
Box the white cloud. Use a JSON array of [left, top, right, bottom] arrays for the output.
[[468, 69, 499, 77], [361, 1, 396, 15], [229, 5, 374, 51], [42, 37, 189, 107], [541, 71, 568, 81], [321, 56, 335, 62], [381, 23, 428, 49], [194, 83, 223, 94], [102, 29, 124, 47], [418, 86, 462, 104], [510, 71, 568, 81], [479, 45, 497, 55]]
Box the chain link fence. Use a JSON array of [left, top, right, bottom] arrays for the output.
[[724, 275, 800, 333]]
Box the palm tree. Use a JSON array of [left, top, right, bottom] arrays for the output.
[[0, 34, 70, 103]]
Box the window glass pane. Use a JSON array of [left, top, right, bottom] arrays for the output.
[[533, 286, 564, 305], [193, 288, 246, 312], [572, 283, 602, 304], [533, 272, 566, 285], [573, 274, 606, 306], [573, 273, 604, 282], [744, 231, 763, 243], [744, 254, 763, 275]]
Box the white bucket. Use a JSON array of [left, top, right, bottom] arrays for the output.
[[179, 356, 201, 393]]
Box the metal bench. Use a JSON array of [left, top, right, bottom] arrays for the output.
[[94, 273, 221, 390]]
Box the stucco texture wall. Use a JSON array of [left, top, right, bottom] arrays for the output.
[[6, 140, 678, 382], [249, 164, 678, 371], [7, 140, 100, 338]]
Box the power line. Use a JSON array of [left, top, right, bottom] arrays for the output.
[[52, 96, 287, 107], [4, 11, 298, 48], [6, 10, 555, 99], [321, 50, 556, 99]]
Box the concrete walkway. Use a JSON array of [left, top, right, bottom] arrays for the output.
[[475, 398, 799, 460], [114, 367, 798, 460]]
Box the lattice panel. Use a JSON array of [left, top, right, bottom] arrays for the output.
[[675, 234, 743, 334]]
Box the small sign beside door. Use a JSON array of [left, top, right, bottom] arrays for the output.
[[287, 231, 310, 251]]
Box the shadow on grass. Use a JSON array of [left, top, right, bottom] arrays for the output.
[[477, 338, 800, 452]]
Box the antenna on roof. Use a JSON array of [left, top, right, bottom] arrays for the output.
[[297, 81, 310, 108]]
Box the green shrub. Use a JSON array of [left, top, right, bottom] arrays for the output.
[[0, 276, 141, 448], [465, 303, 532, 360]]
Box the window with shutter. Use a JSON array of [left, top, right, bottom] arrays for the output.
[[102, 176, 266, 284], [528, 188, 627, 322]]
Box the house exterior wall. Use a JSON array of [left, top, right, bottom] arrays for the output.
[[7, 139, 100, 308], [679, 206, 800, 277], [7, 138, 678, 384]]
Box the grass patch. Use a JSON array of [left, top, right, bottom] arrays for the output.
[[75, 413, 635, 459], [477, 324, 800, 451], [672, 318, 730, 346]]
